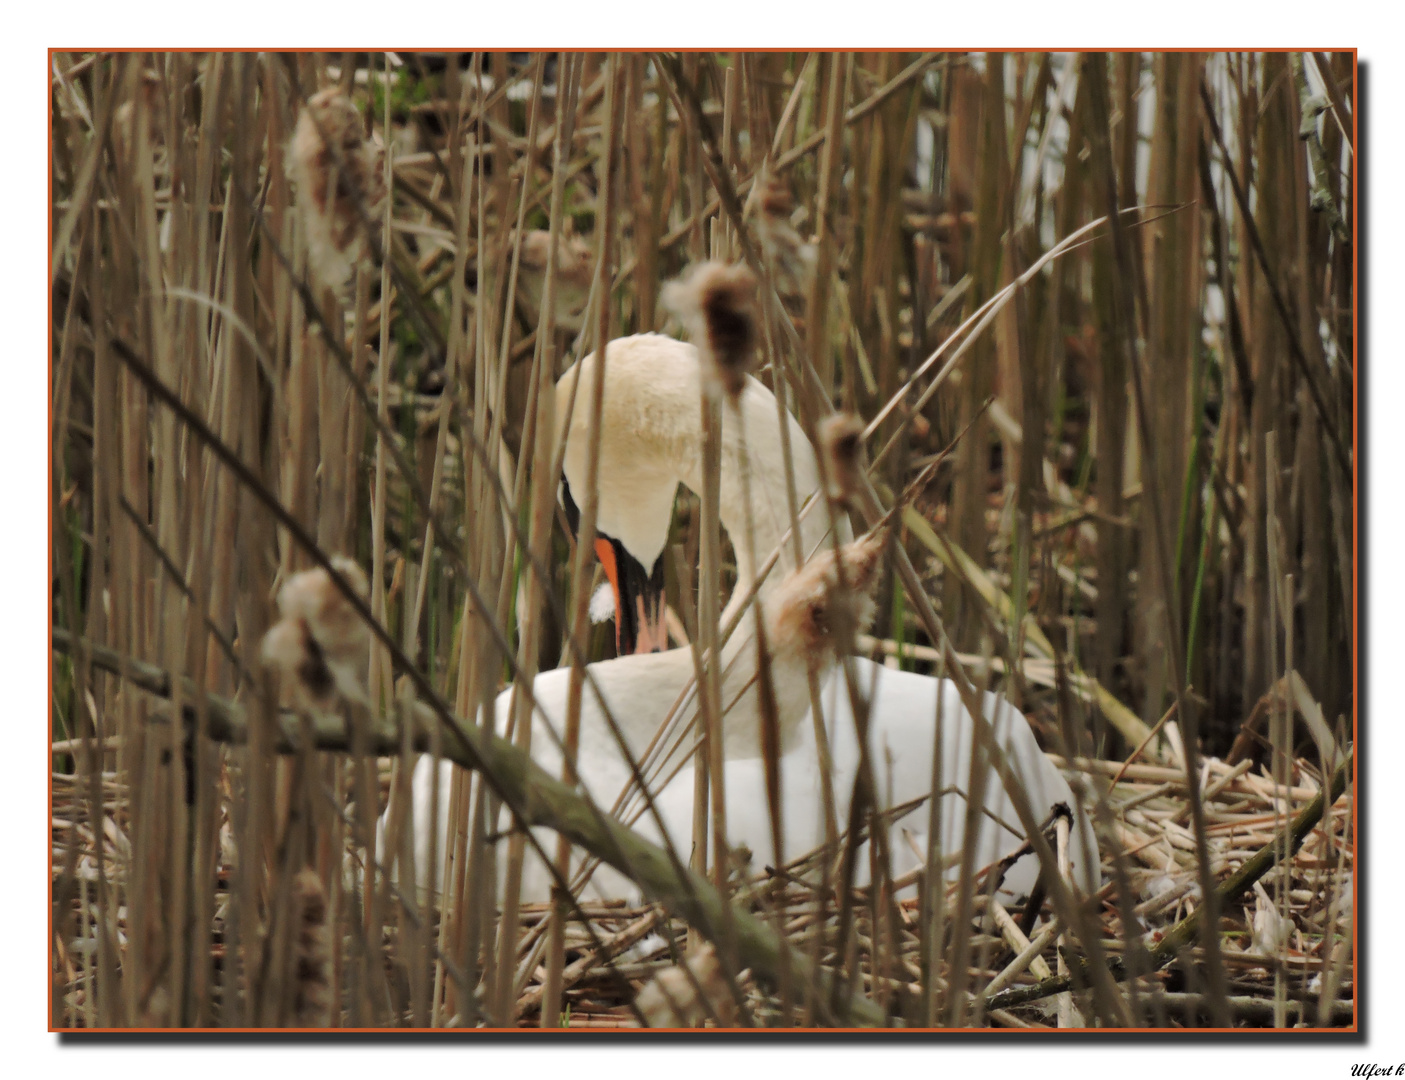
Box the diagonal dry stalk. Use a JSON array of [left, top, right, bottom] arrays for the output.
[[543, 51, 616, 1029]]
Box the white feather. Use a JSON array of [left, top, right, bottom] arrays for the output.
[[589, 581, 616, 624]]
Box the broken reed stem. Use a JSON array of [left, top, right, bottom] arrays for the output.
[[545, 51, 609, 1030]]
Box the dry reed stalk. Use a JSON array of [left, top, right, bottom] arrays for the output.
[[1141, 55, 1204, 742], [694, 315, 730, 950], [943, 55, 1006, 654], [544, 51, 615, 1029], [492, 65, 558, 1023], [806, 53, 848, 395]]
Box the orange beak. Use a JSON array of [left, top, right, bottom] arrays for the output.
[[594, 537, 623, 651], [593, 536, 668, 655]]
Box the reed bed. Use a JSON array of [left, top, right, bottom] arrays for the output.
[[49, 50, 1354, 1029]]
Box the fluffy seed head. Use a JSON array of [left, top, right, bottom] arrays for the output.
[[291, 869, 331, 1027], [662, 261, 759, 399], [276, 556, 369, 664], [765, 531, 886, 659], [263, 556, 370, 708], [747, 173, 815, 327], [288, 89, 386, 293], [818, 412, 866, 505]]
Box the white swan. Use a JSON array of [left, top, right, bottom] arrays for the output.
[[620, 532, 1101, 901], [390, 333, 1099, 904]]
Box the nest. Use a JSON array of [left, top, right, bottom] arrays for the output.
[[473, 752, 1353, 1029]]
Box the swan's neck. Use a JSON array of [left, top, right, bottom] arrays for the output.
[[679, 384, 844, 752], [683, 386, 838, 630]]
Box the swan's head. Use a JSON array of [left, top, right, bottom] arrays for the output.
[[553, 325, 822, 657], [764, 530, 887, 661], [555, 333, 702, 657], [560, 476, 670, 656]]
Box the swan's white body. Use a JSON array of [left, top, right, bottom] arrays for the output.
[[388, 333, 1100, 904], [646, 659, 1099, 897]]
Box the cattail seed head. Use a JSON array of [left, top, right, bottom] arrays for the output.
[[747, 172, 815, 328], [662, 261, 759, 400], [765, 531, 886, 660], [291, 869, 332, 1027], [262, 556, 370, 709], [818, 412, 866, 506], [288, 89, 386, 293], [757, 172, 795, 218], [276, 555, 369, 662]]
